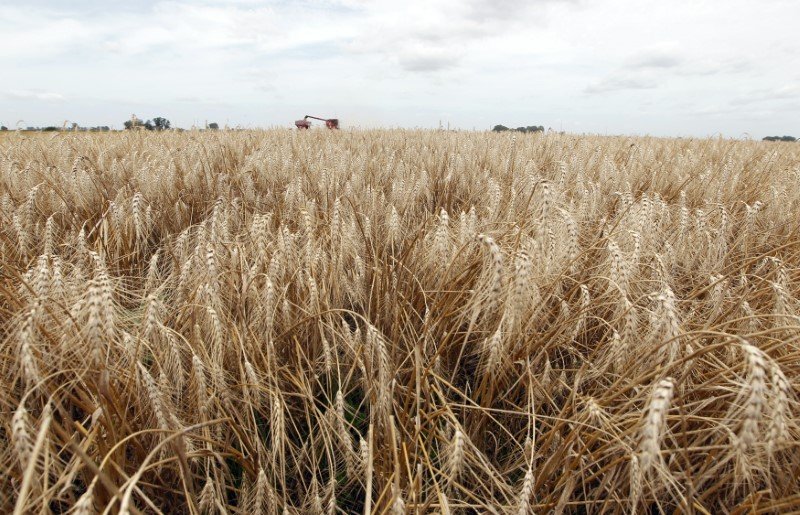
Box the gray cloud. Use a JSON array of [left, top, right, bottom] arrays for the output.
[[585, 47, 680, 95], [399, 53, 458, 72], [621, 47, 757, 79], [175, 96, 205, 103], [626, 51, 683, 70], [730, 84, 800, 106], [676, 57, 755, 77], [590, 49, 758, 99], [464, 0, 578, 21], [464, 0, 532, 21], [584, 76, 657, 94], [342, 0, 565, 74]]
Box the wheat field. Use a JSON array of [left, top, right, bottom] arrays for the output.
[[1, 129, 799, 514]]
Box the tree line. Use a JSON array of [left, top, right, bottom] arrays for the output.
[[122, 116, 221, 131], [763, 135, 797, 142], [492, 125, 545, 133], [1, 124, 110, 132], [123, 116, 171, 130]]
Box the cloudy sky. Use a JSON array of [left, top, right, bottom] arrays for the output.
[[1, 0, 798, 137]]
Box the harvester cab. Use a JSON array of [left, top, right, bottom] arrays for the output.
[[295, 115, 339, 129]]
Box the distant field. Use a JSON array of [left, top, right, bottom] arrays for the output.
[[0, 130, 116, 137], [1, 130, 799, 513]]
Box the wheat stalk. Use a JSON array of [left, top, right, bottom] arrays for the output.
[[639, 377, 674, 472]]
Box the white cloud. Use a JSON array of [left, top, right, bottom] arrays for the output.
[[4, 90, 65, 101]]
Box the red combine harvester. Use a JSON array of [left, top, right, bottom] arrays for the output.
[[295, 115, 339, 129]]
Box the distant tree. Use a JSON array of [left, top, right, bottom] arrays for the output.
[[493, 124, 544, 133], [124, 114, 166, 130], [0, 126, 7, 131], [208, 122, 219, 130], [124, 118, 144, 130], [763, 135, 797, 142], [152, 117, 171, 130], [42, 126, 59, 132]]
